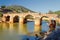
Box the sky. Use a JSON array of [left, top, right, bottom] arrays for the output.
[[0, 0, 60, 13]]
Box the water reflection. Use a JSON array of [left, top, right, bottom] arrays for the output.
[[0, 23, 29, 40], [0, 21, 60, 40], [9, 23, 13, 31], [2, 23, 9, 31], [34, 25, 42, 33], [18, 24, 28, 35], [9, 23, 14, 35]]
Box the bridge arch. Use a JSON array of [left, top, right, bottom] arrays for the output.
[[24, 15, 34, 19], [23, 15, 34, 24], [13, 15, 19, 23], [39, 16, 49, 32], [5, 15, 10, 22], [40, 16, 49, 25], [41, 16, 48, 19]]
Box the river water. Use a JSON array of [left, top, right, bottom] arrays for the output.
[[0, 21, 60, 40]]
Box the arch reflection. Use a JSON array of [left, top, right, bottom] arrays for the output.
[[1, 23, 42, 35], [34, 25, 42, 33], [18, 24, 28, 35], [9, 23, 13, 31], [2, 23, 9, 30]]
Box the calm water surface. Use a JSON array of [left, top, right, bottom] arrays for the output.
[[0, 21, 60, 40]]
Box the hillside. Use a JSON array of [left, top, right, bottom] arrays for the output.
[[6, 5, 35, 13], [48, 10, 60, 18], [48, 10, 60, 14], [54, 11, 60, 14], [0, 5, 35, 13]]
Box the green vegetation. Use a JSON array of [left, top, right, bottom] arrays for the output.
[[48, 11, 54, 14], [0, 5, 35, 17], [48, 10, 60, 18], [0, 12, 3, 17], [0, 5, 60, 17], [48, 10, 60, 14], [54, 11, 60, 14], [6, 5, 33, 13], [1, 5, 6, 9], [0, 5, 35, 13]]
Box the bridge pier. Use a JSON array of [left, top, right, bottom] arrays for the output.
[[34, 25, 42, 33], [19, 17, 24, 24], [2, 23, 7, 30], [58, 19, 60, 24], [9, 16, 13, 23], [2, 16, 6, 22], [18, 24, 28, 35], [34, 18, 40, 26], [34, 18, 42, 32], [9, 23, 13, 31]]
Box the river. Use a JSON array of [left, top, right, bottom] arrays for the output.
[[0, 21, 60, 40]]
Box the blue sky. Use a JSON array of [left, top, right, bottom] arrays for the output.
[[0, 0, 60, 13]]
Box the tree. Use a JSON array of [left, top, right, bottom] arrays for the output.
[[1, 5, 6, 9], [54, 11, 60, 14], [0, 12, 3, 17], [48, 10, 53, 14]]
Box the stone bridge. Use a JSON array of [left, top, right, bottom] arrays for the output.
[[2, 12, 60, 32], [2, 12, 60, 25]]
